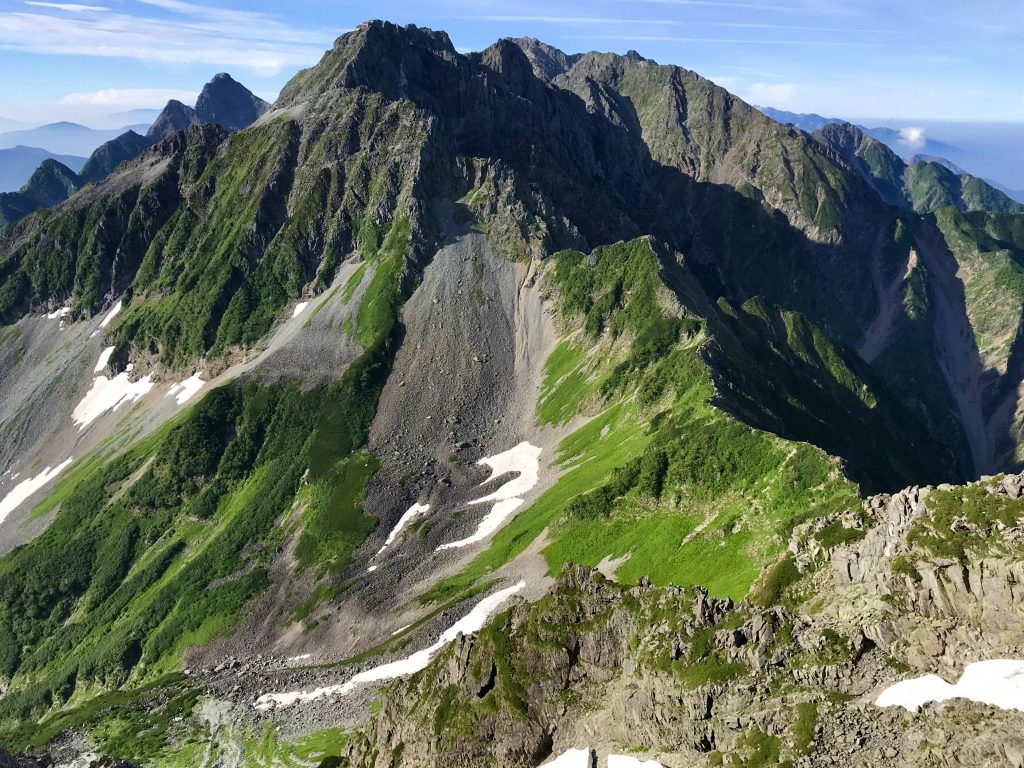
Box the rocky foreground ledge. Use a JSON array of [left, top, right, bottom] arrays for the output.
[[342, 473, 1024, 768], [2, 473, 1022, 767]]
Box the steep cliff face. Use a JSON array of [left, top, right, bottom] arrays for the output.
[[1, 20, 1024, 768], [146, 100, 198, 141], [77, 131, 155, 185], [3, 22, 1017, 475], [193, 73, 269, 132]]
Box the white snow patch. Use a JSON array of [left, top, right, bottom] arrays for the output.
[[46, 307, 71, 320], [0, 458, 73, 526], [366, 565, 378, 573], [541, 748, 592, 767], [166, 372, 204, 406], [472, 442, 542, 503], [286, 654, 311, 664], [99, 299, 122, 328], [292, 301, 309, 318], [436, 442, 541, 551], [94, 345, 115, 372], [876, 659, 1024, 713], [608, 756, 665, 768], [437, 497, 524, 550], [254, 581, 526, 710], [73, 372, 154, 429], [391, 624, 411, 636], [376, 502, 429, 556]]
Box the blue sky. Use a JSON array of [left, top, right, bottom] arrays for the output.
[[0, 0, 1021, 126]]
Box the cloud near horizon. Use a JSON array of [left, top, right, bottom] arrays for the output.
[[898, 126, 927, 150], [60, 87, 199, 107]]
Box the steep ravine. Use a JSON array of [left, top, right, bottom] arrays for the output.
[[914, 221, 993, 474]]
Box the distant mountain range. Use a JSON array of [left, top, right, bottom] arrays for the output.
[[756, 106, 1024, 203], [0, 146, 85, 192], [756, 106, 960, 159], [0, 121, 150, 157], [0, 117, 30, 133], [0, 73, 267, 229], [754, 106, 836, 132]]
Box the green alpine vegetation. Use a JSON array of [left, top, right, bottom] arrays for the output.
[[427, 238, 869, 604], [0, 300, 401, 733], [815, 122, 1024, 215], [2, 21, 1024, 768]]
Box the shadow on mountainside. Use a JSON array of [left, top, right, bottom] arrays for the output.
[[0, 20, 1012, 488]]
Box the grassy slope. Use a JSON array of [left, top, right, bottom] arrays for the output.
[[705, 293, 961, 491], [933, 207, 1024, 372], [0, 91, 427, 372], [907, 162, 1024, 215], [0, 221, 408, 742], [426, 239, 859, 604]]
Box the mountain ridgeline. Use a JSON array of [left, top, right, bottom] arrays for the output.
[[0, 20, 1022, 768], [0, 73, 267, 231], [813, 122, 1024, 215]]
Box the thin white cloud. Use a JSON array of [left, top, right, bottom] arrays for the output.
[[711, 21, 880, 32], [564, 34, 883, 46], [456, 14, 876, 35], [625, 0, 802, 10], [741, 82, 798, 108], [459, 15, 683, 25], [24, 1, 109, 11], [61, 87, 198, 107], [136, 0, 303, 33], [0, 4, 333, 74]]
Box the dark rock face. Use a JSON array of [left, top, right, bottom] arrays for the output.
[[0, 159, 79, 228], [194, 72, 269, 131], [146, 99, 198, 141], [18, 159, 78, 206], [508, 37, 581, 81], [78, 130, 154, 184]]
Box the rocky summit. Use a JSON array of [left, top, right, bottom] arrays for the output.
[[0, 19, 1022, 768]]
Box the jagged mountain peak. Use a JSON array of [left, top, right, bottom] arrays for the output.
[[816, 120, 876, 149], [194, 71, 268, 131], [19, 158, 78, 202], [506, 36, 582, 81], [148, 73, 265, 141], [77, 129, 153, 185], [146, 98, 197, 140], [2, 22, 1024, 767], [279, 19, 460, 108]]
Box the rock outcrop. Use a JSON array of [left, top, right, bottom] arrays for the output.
[[344, 473, 1024, 768]]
